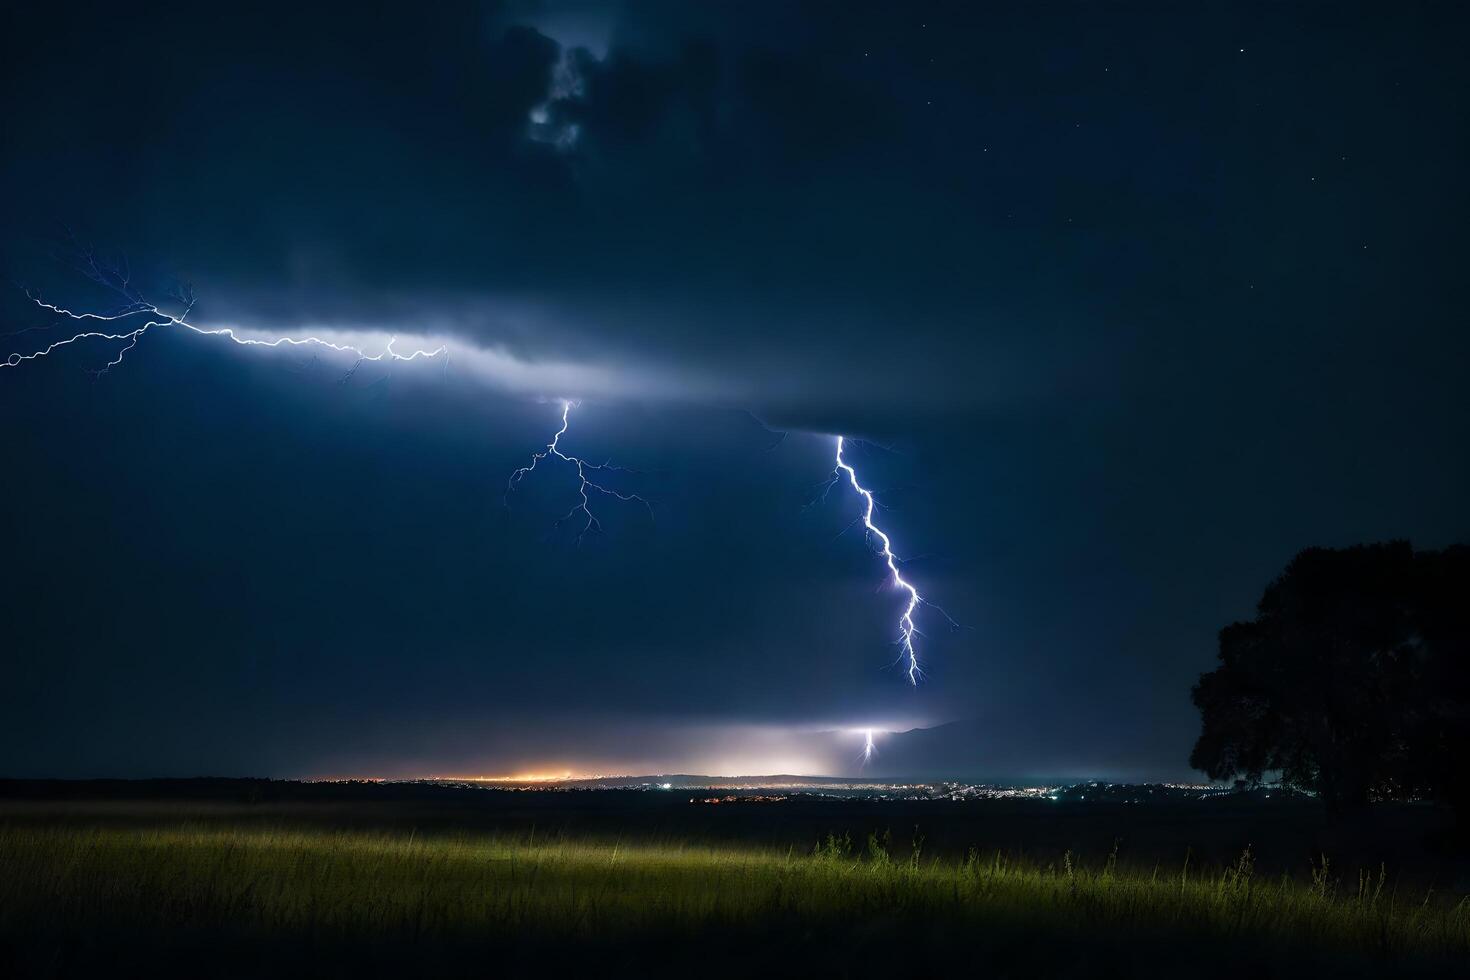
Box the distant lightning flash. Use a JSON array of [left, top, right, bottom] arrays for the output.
[[862, 728, 876, 766], [506, 400, 651, 543], [2, 246, 443, 376], [830, 436, 942, 685]]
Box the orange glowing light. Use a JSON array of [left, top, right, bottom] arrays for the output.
[[432, 771, 584, 783]]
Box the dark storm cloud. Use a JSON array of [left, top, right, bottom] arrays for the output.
[[1, 2, 1466, 779], [2, 0, 1140, 422]]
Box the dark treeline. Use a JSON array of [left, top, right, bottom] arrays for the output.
[[0, 778, 480, 804], [1192, 541, 1470, 819]]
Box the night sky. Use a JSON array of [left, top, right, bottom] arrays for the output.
[[1, 1, 1465, 781]]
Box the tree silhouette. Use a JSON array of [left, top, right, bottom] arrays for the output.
[[1409, 545, 1470, 820], [1191, 542, 1468, 817]]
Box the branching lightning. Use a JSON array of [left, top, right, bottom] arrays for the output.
[[506, 400, 651, 543], [8, 245, 649, 547], [827, 436, 950, 685], [2, 244, 444, 377], [862, 728, 876, 766], [7, 244, 953, 689]]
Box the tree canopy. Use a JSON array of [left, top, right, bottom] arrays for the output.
[[1191, 542, 1469, 816]]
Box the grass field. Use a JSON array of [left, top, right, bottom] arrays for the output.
[[3, 817, 1468, 978]]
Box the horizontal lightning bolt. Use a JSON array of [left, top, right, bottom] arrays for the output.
[[506, 400, 651, 543], [3, 248, 443, 376]]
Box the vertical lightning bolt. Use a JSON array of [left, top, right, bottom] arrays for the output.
[[830, 436, 936, 685], [862, 728, 876, 767], [506, 400, 651, 543]]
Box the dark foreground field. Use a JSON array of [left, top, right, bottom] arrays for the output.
[[2, 781, 1468, 978]]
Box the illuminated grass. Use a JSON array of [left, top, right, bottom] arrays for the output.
[[1, 825, 1466, 974]]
